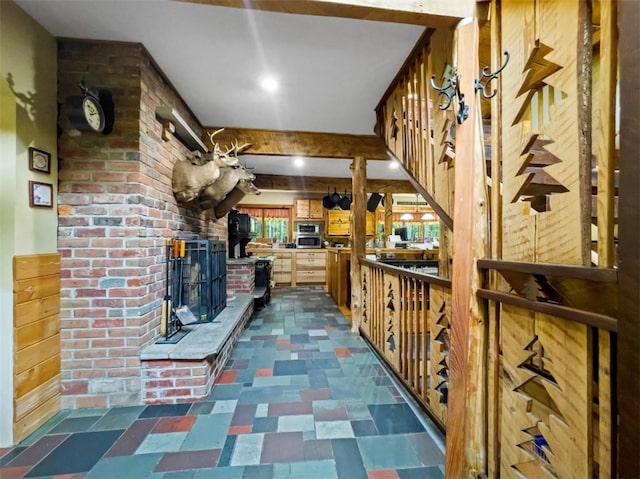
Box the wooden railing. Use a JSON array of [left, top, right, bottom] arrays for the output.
[[360, 258, 452, 428], [479, 260, 618, 479], [360, 257, 618, 476]]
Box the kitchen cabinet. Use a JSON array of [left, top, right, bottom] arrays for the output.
[[327, 248, 350, 308], [245, 248, 328, 286], [295, 199, 324, 220], [326, 210, 375, 236], [296, 250, 326, 284], [271, 251, 293, 285]]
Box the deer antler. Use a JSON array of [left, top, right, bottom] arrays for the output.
[[223, 139, 252, 157], [207, 128, 225, 149]]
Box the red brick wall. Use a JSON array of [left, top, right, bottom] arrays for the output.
[[227, 262, 256, 295], [57, 40, 227, 409], [141, 303, 253, 404]]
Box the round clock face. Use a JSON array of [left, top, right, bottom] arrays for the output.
[[82, 96, 105, 132]]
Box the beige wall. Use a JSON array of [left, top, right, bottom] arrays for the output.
[[0, 0, 58, 446]]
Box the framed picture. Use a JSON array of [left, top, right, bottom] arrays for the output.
[[29, 147, 51, 174], [29, 181, 53, 208]]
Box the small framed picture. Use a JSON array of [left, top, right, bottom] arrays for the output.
[[29, 147, 51, 174], [29, 181, 53, 208]]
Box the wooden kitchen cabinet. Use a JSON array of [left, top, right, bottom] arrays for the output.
[[272, 251, 293, 285], [295, 250, 326, 284], [326, 210, 375, 236], [295, 199, 324, 220]]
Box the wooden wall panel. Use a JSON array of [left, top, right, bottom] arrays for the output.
[[501, 0, 587, 265], [382, 274, 401, 370], [13, 254, 61, 443], [428, 285, 449, 425], [500, 304, 592, 478], [428, 27, 455, 220]]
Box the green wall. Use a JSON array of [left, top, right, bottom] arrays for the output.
[[0, 0, 58, 446]]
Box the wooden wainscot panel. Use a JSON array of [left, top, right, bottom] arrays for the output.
[[13, 254, 61, 444], [14, 275, 61, 304], [16, 316, 60, 352], [14, 294, 60, 328], [14, 374, 60, 420], [13, 393, 60, 443], [13, 253, 61, 281], [14, 354, 61, 403], [15, 334, 60, 375]]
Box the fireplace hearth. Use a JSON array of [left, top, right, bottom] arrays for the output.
[[159, 238, 226, 343]]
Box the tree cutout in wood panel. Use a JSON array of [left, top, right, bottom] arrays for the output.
[[362, 271, 368, 324], [386, 283, 396, 352], [511, 134, 569, 213], [389, 110, 399, 141], [512, 40, 563, 126], [511, 335, 563, 478], [433, 300, 449, 404], [439, 111, 456, 168]]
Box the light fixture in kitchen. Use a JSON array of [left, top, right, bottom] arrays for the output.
[[260, 76, 279, 92]]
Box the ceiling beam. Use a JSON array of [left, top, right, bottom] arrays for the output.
[[253, 174, 416, 193], [204, 127, 389, 160], [177, 0, 488, 28]]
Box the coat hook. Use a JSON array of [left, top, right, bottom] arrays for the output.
[[475, 51, 510, 99], [430, 71, 468, 124]]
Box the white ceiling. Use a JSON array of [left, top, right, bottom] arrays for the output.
[[15, 0, 423, 180]]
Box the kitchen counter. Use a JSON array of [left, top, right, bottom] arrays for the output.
[[246, 248, 327, 286]]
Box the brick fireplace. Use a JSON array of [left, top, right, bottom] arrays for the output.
[[56, 40, 231, 408]]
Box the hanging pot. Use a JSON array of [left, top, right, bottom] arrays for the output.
[[339, 190, 352, 210], [322, 188, 335, 209], [330, 188, 341, 204]]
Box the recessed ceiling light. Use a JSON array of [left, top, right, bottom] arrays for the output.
[[389, 161, 399, 169], [293, 157, 304, 167], [260, 76, 279, 92]]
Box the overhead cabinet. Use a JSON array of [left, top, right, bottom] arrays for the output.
[[295, 199, 324, 220], [326, 210, 375, 236]]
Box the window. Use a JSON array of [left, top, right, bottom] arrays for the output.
[[375, 212, 440, 243], [237, 206, 291, 243]]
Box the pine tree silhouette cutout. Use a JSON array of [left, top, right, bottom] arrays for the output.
[[386, 284, 396, 352], [512, 134, 569, 212], [362, 272, 368, 323], [512, 335, 562, 475], [512, 40, 563, 126], [433, 299, 449, 404], [439, 112, 455, 168], [510, 40, 569, 212]]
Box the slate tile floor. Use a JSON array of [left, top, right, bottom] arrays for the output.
[[1, 286, 445, 479]]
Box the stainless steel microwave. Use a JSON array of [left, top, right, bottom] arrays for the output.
[[297, 223, 320, 234], [296, 235, 322, 249]]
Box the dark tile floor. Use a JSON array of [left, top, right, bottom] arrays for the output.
[[0, 286, 445, 479]]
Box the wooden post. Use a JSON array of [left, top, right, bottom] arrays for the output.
[[596, 0, 617, 267], [446, 17, 489, 478], [487, 1, 502, 476], [383, 192, 393, 239], [617, 0, 640, 475], [350, 156, 367, 333]]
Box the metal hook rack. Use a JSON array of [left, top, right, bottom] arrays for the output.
[[430, 71, 469, 125], [475, 51, 510, 99]]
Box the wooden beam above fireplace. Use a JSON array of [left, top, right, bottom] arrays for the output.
[[203, 127, 389, 160], [252, 174, 415, 193]]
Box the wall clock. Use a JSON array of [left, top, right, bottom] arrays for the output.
[[65, 80, 114, 134]]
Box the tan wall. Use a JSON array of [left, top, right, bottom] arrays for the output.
[[0, 0, 58, 447]]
